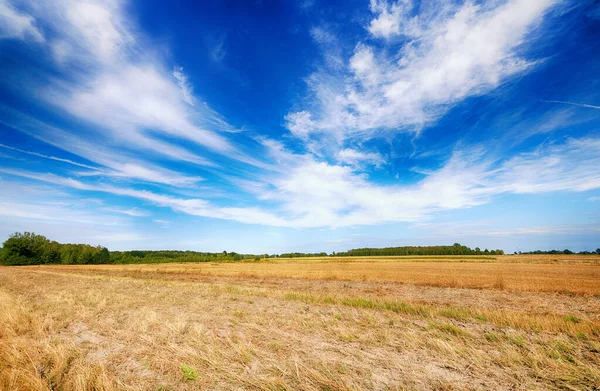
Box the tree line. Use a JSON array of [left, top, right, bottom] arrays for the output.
[[0, 232, 109, 266], [109, 250, 266, 264], [335, 243, 504, 256], [0, 232, 272, 266], [3, 232, 597, 267], [518, 249, 600, 255]]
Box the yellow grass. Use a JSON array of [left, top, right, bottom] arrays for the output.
[[1, 254, 599, 390], [45, 254, 600, 295]]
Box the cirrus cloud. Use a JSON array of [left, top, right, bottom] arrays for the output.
[[287, 0, 560, 140]]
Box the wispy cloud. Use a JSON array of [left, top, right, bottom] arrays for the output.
[[4, 0, 264, 173], [0, 168, 289, 227], [0, 106, 209, 186], [77, 163, 203, 187], [411, 220, 600, 238], [0, 143, 98, 170], [0, 200, 123, 226], [336, 148, 385, 168], [0, 180, 150, 247], [0, 0, 44, 42], [153, 219, 170, 227], [310, 26, 344, 70], [0, 0, 597, 252], [247, 135, 600, 227], [286, 0, 560, 141], [5, 132, 596, 229], [209, 35, 226, 63], [0, 181, 126, 228], [543, 100, 600, 110], [104, 207, 151, 217], [172, 66, 195, 106]]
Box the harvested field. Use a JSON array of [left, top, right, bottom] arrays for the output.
[[1, 255, 599, 390], [46, 254, 600, 295]]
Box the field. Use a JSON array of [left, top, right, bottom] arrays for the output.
[[1, 255, 599, 390]]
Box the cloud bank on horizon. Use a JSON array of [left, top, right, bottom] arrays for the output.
[[0, 0, 599, 253]]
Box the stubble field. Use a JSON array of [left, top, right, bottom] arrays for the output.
[[1, 254, 599, 390]]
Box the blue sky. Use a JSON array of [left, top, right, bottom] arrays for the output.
[[0, 0, 599, 253]]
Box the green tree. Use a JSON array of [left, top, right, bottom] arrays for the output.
[[0, 232, 49, 265], [92, 247, 110, 264], [41, 241, 61, 264]]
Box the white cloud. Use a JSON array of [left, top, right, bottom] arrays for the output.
[[497, 137, 600, 193], [63, 0, 133, 64], [336, 148, 384, 167], [0, 0, 44, 42], [52, 64, 232, 153], [543, 100, 600, 110], [411, 220, 600, 238], [1, 0, 595, 238], [0, 142, 98, 170], [0, 168, 290, 227], [368, 0, 418, 39], [0, 112, 207, 187], [0, 182, 126, 227], [78, 162, 203, 187], [284, 111, 316, 138], [250, 136, 600, 227], [288, 0, 559, 140], [105, 207, 150, 217], [2, 135, 599, 228], [310, 26, 344, 69], [6, 0, 266, 173], [0, 201, 147, 249], [0, 200, 120, 226], [173, 66, 195, 106]]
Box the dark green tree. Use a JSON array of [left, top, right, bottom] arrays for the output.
[[0, 232, 49, 265]]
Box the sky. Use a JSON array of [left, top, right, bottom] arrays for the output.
[[0, 0, 599, 254]]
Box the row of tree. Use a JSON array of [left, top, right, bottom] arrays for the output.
[[278, 252, 329, 258], [335, 243, 504, 256], [0, 232, 109, 266], [4, 232, 598, 267], [0, 233, 268, 266], [109, 250, 265, 264], [519, 249, 600, 255]]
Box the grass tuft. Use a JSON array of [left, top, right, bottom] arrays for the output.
[[565, 315, 582, 324], [180, 364, 198, 381], [485, 332, 500, 343], [431, 322, 468, 337]]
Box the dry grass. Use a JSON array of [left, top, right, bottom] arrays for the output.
[[45, 254, 600, 295], [1, 254, 599, 390]]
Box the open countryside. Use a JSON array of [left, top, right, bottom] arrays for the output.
[[2, 0, 600, 390], [1, 234, 599, 390]]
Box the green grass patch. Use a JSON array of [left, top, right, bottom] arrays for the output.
[[180, 364, 198, 381], [438, 307, 474, 321], [508, 335, 526, 347], [485, 332, 500, 343], [431, 322, 468, 337]]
